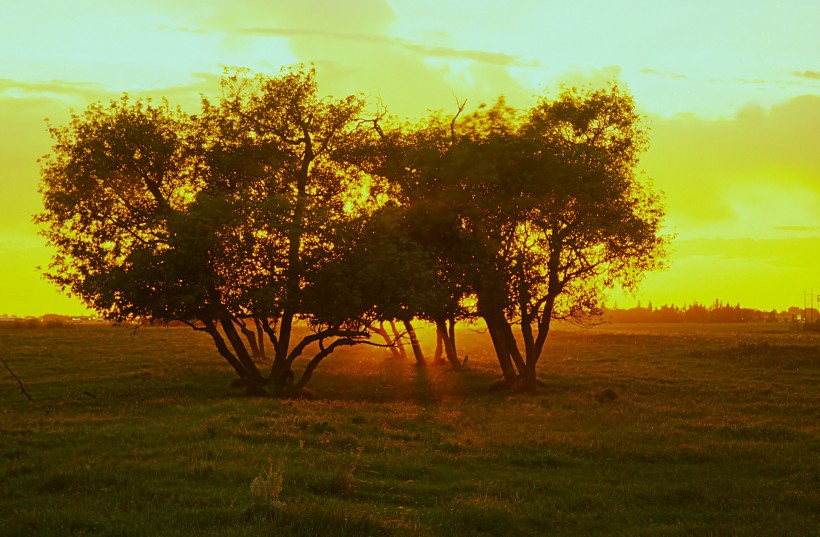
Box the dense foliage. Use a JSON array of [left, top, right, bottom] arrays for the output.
[[37, 67, 667, 393]]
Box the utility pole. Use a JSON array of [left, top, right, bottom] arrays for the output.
[[804, 289, 807, 324]]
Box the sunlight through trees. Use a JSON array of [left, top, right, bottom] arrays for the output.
[[36, 67, 667, 394]]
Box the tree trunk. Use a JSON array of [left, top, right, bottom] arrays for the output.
[[268, 355, 295, 395], [373, 322, 402, 359], [403, 320, 426, 366], [501, 321, 526, 376], [433, 325, 445, 364], [389, 320, 407, 359], [255, 318, 266, 360], [448, 318, 456, 353], [522, 357, 539, 392], [276, 313, 295, 370], [219, 317, 266, 392], [484, 314, 517, 382], [273, 124, 312, 387], [266, 313, 295, 388], [204, 322, 265, 393], [293, 337, 357, 392], [522, 310, 554, 393], [235, 318, 261, 359], [435, 318, 462, 370]]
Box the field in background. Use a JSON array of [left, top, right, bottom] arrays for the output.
[[1, 323, 818, 536]]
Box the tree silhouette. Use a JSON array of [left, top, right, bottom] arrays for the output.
[[37, 67, 376, 394], [367, 87, 668, 390], [37, 67, 668, 394]]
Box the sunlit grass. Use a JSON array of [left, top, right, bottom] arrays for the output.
[[1, 324, 818, 535]]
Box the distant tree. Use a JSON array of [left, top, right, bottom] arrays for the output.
[[683, 302, 709, 323], [655, 304, 683, 322]]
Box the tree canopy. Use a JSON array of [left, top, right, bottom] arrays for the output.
[[359, 86, 667, 389], [37, 67, 667, 394]]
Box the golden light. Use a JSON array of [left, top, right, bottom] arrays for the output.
[[1, 0, 818, 315]]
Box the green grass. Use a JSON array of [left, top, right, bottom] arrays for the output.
[[1, 323, 818, 536]]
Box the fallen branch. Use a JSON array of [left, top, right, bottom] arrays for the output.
[[2, 359, 33, 401]]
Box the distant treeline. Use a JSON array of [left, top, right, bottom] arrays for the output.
[[0, 315, 106, 329], [603, 300, 818, 324]]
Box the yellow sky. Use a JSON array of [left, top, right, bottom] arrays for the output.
[[1, 0, 818, 316]]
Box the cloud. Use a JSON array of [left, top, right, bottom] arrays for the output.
[[0, 71, 235, 318], [134, 72, 225, 110], [0, 72, 224, 112], [643, 94, 820, 238], [791, 70, 820, 80], [641, 68, 813, 88], [0, 71, 229, 242], [553, 66, 623, 90], [231, 26, 533, 67], [640, 68, 688, 81], [149, 0, 533, 117], [0, 78, 105, 102], [159, 24, 208, 35]]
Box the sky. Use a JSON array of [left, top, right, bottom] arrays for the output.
[[1, 0, 818, 316]]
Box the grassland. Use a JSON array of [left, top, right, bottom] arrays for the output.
[[1, 323, 818, 536]]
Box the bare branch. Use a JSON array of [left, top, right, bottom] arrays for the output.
[[358, 101, 388, 141], [2, 360, 33, 402], [450, 96, 467, 143]]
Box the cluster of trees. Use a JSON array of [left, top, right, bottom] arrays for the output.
[[37, 67, 667, 395], [605, 301, 805, 324]]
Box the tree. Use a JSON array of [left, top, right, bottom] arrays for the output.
[[506, 84, 667, 390], [36, 67, 378, 395], [353, 107, 478, 370], [197, 67, 379, 393], [380, 86, 668, 390]]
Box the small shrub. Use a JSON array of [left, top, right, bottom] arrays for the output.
[[335, 446, 364, 496], [249, 463, 284, 519]]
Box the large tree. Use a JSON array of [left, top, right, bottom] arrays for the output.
[[506, 85, 668, 389], [374, 86, 668, 390], [36, 67, 377, 395], [197, 67, 377, 393]]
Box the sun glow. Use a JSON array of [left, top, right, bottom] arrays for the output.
[[1, 0, 818, 316]]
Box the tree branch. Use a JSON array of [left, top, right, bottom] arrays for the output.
[[450, 96, 467, 144], [285, 328, 368, 366], [2, 360, 33, 401], [294, 337, 358, 391]]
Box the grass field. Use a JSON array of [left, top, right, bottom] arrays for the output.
[[1, 323, 818, 536]]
